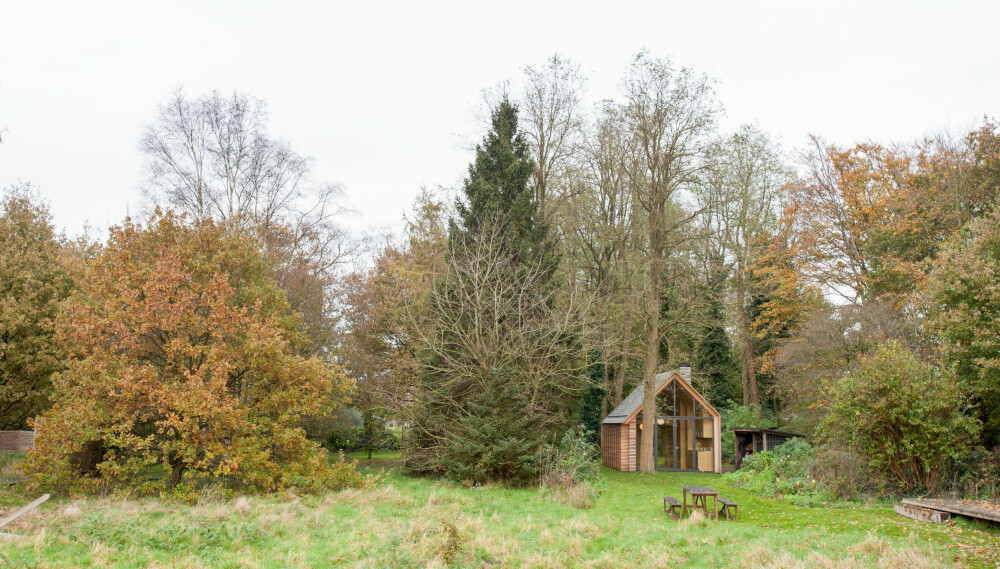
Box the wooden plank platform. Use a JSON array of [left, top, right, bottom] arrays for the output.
[[894, 503, 951, 523], [902, 498, 1000, 523]]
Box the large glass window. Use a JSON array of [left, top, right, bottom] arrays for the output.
[[653, 378, 714, 472], [695, 418, 714, 472], [655, 419, 677, 469]]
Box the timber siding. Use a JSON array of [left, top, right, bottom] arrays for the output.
[[601, 423, 620, 469], [0, 430, 35, 453], [625, 420, 636, 471], [601, 419, 638, 471]]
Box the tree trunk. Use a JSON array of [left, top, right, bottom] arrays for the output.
[[639, 234, 663, 474], [613, 308, 634, 407], [601, 352, 610, 418], [735, 271, 761, 410], [167, 457, 186, 490]]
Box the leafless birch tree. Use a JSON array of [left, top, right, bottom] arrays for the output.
[[140, 88, 354, 355]]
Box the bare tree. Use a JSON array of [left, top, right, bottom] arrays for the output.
[[140, 88, 355, 356], [522, 55, 587, 220], [620, 52, 720, 473], [699, 125, 787, 408], [568, 101, 644, 408]]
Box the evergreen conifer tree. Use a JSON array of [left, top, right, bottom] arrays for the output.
[[695, 255, 738, 406], [695, 303, 737, 407], [452, 96, 555, 272], [578, 354, 608, 446], [404, 96, 584, 484], [442, 378, 542, 485]]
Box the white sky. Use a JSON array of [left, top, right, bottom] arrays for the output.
[[2, 0, 998, 238]]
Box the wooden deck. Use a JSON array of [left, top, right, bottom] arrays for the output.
[[902, 498, 1000, 523]]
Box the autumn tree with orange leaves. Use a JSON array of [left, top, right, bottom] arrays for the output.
[[25, 211, 363, 494], [0, 185, 76, 430], [787, 123, 1000, 308]]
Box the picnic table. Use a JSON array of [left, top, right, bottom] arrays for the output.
[[681, 485, 719, 521]]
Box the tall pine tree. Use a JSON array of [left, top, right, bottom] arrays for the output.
[[451, 96, 555, 272], [405, 96, 584, 484], [695, 253, 738, 407]]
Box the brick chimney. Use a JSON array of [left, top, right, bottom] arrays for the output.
[[678, 362, 692, 384]]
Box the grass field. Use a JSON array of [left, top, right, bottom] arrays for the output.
[[0, 451, 997, 568]]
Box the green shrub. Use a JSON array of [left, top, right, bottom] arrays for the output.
[[949, 446, 1000, 500], [821, 341, 981, 493], [794, 446, 881, 501], [723, 439, 833, 506], [538, 426, 605, 508]]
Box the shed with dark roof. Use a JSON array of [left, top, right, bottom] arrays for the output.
[[601, 367, 722, 473], [732, 427, 806, 469]]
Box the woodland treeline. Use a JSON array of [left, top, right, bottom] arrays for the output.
[[2, 52, 999, 495], [343, 53, 1000, 493]]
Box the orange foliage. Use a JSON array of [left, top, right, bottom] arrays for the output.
[[786, 137, 908, 303], [25, 211, 362, 495], [788, 123, 1000, 307], [749, 214, 823, 379]]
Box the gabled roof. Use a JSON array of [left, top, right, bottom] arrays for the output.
[[602, 371, 719, 424]]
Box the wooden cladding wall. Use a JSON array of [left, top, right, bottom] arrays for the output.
[[601, 422, 639, 471], [0, 430, 35, 453], [625, 421, 636, 471], [601, 424, 622, 470]]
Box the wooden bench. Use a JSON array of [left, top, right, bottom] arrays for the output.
[[663, 496, 681, 520], [718, 497, 738, 520]]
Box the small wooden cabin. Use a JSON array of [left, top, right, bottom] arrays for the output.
[[601, 368, 722, 474]]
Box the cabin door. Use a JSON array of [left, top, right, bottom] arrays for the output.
[[655, 418, 695, 470]]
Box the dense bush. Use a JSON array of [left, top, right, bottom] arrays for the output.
[[723, 439, 832, 506], [821, 341, 981, 493], [946, 446, 1000, 501], [724, 439, 884, 504], [809, 446, 882, 501], [538, 427, 605, 508], [24, 213, 366, 495]]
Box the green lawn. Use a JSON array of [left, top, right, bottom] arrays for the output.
[[0, 451, 997, 568]]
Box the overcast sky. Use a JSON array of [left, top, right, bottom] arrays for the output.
[[2, 0, 998, 238]]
